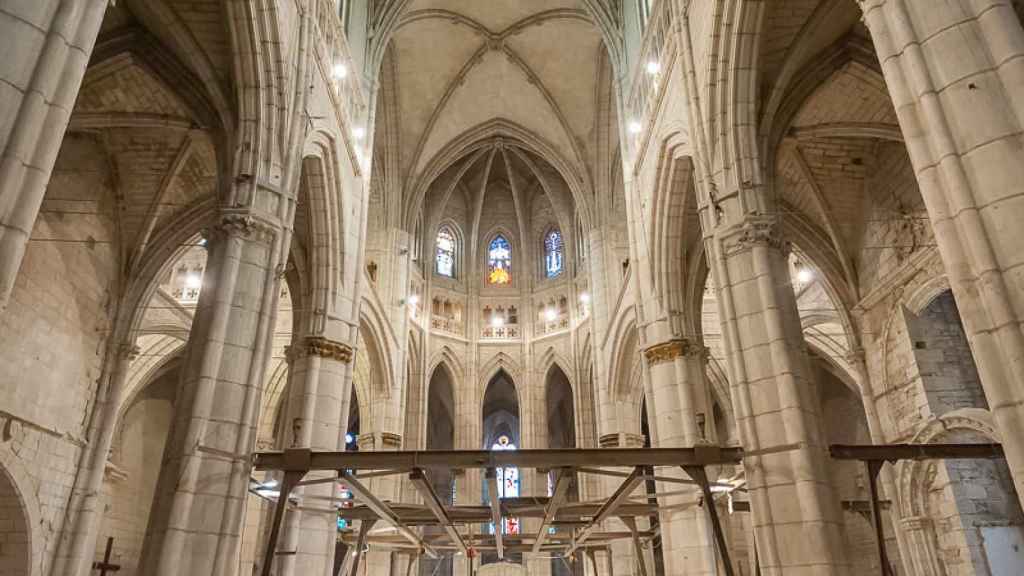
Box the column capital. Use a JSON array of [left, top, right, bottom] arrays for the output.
[[719, 215, 789, 258], [288, 336, 354, 364], [643, 338, 708, 365], [356, 432, 403, 450], [205, 212, 280, 245]]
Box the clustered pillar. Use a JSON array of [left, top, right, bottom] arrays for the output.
[[276, 335, 354, 576], [860, 0, 1024, 506], [643, 338, 716, 576], [706, 216, 847, 574], [139, 213, 285, 576], [0, 0, 108, 309]]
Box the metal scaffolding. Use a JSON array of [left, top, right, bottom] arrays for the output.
[[251, 442, 1004, 576]]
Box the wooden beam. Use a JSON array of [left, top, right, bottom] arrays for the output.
[[486, 468, 504, 560], [566, 467, 643, 556], [342, 472, 437, 558], [409, 468, 467, 554], [830, 443, 1004, 461], [533, 468, 571, 553], [254, 446, 747, 472]]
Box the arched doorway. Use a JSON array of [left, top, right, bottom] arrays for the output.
[[545, 365, 581, 576], [900, 290, 1024, 574], [418, 364, 457, 576], [0, 462, 30, 576], [481, 369, 520, 567]]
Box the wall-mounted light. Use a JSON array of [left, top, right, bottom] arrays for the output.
[[332, 63, 348, 80], [628, 121, 642, 135], [646, 60, 661, 75]]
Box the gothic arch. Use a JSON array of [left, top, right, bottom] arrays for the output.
[[404, 119, 594, 233], [897, 408, 1002, 519], [0, 448, 41, 576], [428, 347, 467, 391], [479, 353, 523, 396]]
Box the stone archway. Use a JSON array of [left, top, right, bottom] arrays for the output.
[[0, 459, 32, 576], [897, 409, 1024, 575]]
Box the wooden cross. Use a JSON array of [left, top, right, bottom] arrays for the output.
[[92, 537, 121, 576]]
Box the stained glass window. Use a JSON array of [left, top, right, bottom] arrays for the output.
[[487, 235, 512, 285], [544, 228, 564, 278], [436, 226, 456, 277], [489, 435, 519, 535]]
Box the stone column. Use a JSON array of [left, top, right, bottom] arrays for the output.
[[276, 335, 354, 576], [859, 0, 1024, 502], [642, 339, 716, 576], [139, 213, 284, 576], [707, 216, 847, 575], [0, 0, 108, 309], [359, 431, 403, 575], [53, 343, 139, 576], [608, 433, 644, 576], [844, 348, 911, 574]]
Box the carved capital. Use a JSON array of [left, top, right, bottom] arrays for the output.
[[720, 216, 789, 258], [289, 336, 354, 364], [643, 338, 707, 365], [356, 432, 401, 450], [211, 213, 279, 245], [380, 432, 403, 449]]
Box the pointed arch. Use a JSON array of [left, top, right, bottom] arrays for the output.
[[0, 447, 42, 576], [486, 232, 513, 286], [434, 222, 461, 278], [543, 225, 565, 279]]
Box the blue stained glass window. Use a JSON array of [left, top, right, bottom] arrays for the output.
[[488, 235, 512, 285], [436, 226, 456, 277], [544, 228, 564, 278]]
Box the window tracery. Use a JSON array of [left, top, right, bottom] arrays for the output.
[[544, 228, 564, 278], [436, 226, 456, 278], [487, 235, 512, 285]]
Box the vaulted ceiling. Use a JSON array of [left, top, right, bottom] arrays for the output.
[[379, 0, 610, 209]]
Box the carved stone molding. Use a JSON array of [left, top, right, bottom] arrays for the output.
[[643, 338, 708, 365], [720, 216, 789, 258], [118, 343, 141, 361], [208, 213, 279, 245], [288, 336, 354, 364], [357, 432, 403, 451]]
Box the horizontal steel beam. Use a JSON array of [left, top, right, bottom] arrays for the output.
[[830, 443, 1003, 461], [254, 446, 744, 472], [338, 501, 659, 524]]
